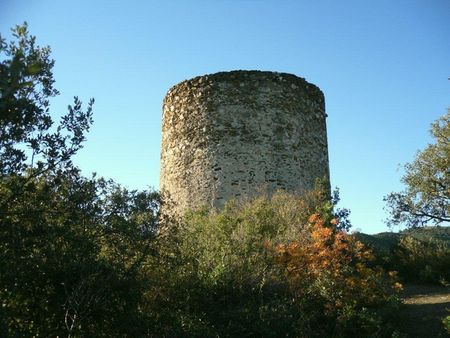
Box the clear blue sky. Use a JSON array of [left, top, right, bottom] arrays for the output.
[[1, 0, 449, 233]]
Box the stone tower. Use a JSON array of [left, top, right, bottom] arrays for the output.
[[160, 70, 329, 217]]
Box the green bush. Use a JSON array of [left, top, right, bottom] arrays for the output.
[[443, 314, 450, 335], [391, 234, 450, 284], [146, 189, 401, 337]]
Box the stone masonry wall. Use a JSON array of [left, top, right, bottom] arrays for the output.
[[160, 70, 329, 218]]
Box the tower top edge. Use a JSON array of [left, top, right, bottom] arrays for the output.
[[165, 70, 323, 98]]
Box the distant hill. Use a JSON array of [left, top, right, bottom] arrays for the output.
[[354, 232, 400, 256], [354, 226, 450, 284], [354, 226, 450, 255], [401, 226, 450, 243]]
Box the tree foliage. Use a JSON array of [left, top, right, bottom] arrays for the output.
[[0, 23, 94, 177], [0, 23, 159, 336], [385, 110, 450, 227]]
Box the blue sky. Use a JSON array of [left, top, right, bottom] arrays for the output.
[[1, 0, 449, 233]]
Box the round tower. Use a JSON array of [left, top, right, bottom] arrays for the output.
[[160, 70, 329, 217]]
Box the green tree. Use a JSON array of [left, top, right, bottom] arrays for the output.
[[385, 110, 450, 227], [0, 23, 94, 177], [0, 23, 159, 336]]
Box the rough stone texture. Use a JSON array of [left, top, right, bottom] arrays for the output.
[[160, 70, 329, 217]]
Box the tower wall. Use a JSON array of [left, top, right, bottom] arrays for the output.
[[160, 70, 329, 217]]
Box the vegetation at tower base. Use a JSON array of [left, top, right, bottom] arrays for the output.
[[384, 110, 450, 228], [149, 188, 402, 337]]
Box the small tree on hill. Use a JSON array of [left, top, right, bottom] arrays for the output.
[[385, 110, 450, 227]]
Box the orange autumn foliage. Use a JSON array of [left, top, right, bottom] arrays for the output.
[[269, 213, 401, 316]]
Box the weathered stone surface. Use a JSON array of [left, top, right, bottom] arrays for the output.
[[160, 70, 329, 218]]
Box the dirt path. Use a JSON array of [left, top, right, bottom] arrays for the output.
[[399, 284, 450, 337]]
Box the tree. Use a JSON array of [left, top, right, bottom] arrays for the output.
[[0, 23, 160, 336], [385, 110, 450, 227], [0, 23, 94, 178]]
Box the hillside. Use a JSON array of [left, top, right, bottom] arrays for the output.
[[354, 226, 450, 256], [355, 226, 450, 285]]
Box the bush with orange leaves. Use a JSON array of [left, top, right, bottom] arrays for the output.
[[269, 213, 402, 335]]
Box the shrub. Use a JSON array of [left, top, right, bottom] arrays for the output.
[[391, 234, 450, 284], [147, 189, 401, 337], [269, 213, 402, 336], [443, 314, 450, 335]]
